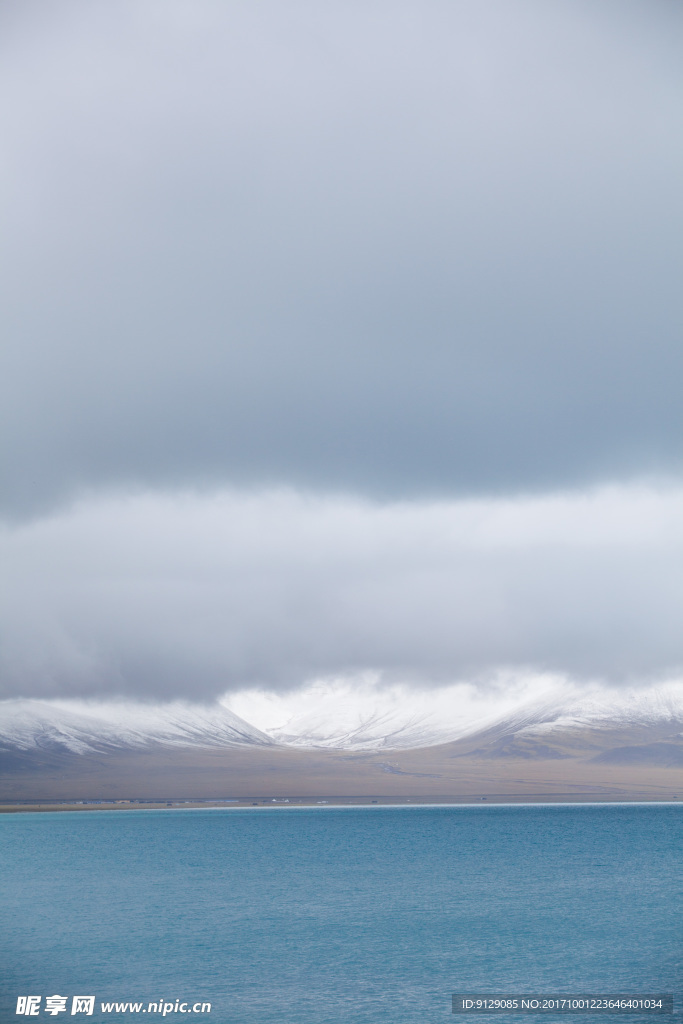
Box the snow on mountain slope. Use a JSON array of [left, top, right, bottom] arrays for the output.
[[224, 679, 516, 750], [0, 699, 273, 755], [2, 679, 682, 757], [492, 684, 683, 737], [436, 681, 683, 762], [226, 678, 683, 750]]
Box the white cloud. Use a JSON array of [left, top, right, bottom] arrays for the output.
[[2, 483, 682, 700]]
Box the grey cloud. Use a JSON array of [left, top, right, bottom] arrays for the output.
[[1, 0, 683, 516], [1, 488, 682, 701]]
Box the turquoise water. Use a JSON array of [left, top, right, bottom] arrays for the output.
[[0, 804, 680, 1024]]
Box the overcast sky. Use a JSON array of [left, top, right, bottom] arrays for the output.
[[1, 1, 682, 703]]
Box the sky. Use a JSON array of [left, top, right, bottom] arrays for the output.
[[1, 0, 683, 711]]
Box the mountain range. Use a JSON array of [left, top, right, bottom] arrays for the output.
[[1, 684, 682, 804]]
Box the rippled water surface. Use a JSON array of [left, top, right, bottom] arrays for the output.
[[1, 804, 681, 1023]]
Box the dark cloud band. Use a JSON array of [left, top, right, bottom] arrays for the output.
[[1, 0, 682, 515]]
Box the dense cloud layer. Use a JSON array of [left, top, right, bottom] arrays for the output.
[[2, 0, 683, 516], [2, 3, 682, 707], [2, 487, 682, 700]]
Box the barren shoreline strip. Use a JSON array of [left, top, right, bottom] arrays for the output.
[[2, 727, 681, 810], [2, 793, 681, 814]]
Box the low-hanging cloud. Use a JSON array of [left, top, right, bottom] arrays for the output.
[[2, 485, 682, 701], [1, 0, 683, 516]]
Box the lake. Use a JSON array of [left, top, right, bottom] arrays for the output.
[[1, 804, 680, 1023]]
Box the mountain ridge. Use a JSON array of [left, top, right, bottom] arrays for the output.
[[1, 684, 682, 759]]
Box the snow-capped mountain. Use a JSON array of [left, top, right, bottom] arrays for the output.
[[490, 685, 683, 736], [225, 681, 496, 750], [0, 699, 273, 755], [1, 680, 682, 758], [226, 679, 683, 751], [441, 683, 683, 764]]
